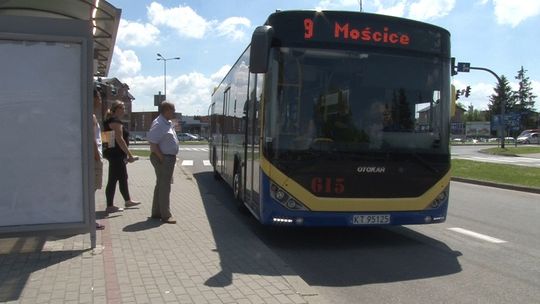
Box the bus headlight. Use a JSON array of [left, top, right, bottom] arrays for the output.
[[429, 188, 448, 209], [276, 189, 286, 201], [286, 199, 298, 209], [270, 183, 309, 211]]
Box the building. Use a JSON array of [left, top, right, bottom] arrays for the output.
[[180, 116, 210, 138], [417, 104, 466, 136], [130, 111, 182, 137], [96, 77, 135, 125], [130, 111, 159, 135]]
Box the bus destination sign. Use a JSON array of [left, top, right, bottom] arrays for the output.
[[266, 11, 449, 56], [304, 18, 411, 46]]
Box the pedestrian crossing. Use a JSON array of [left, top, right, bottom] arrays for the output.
[[179, 147, 209, 152], [177, 160, 212, 167]]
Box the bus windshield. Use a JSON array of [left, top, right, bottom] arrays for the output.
[[264, 47, 449, 157]]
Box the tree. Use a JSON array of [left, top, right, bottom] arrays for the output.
[[488, 75, 516, 116], [463, 103, 486, 122], [513, 66, 536, 112]]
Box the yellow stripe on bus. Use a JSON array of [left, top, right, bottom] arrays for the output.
[[260, 157, 451, 212]]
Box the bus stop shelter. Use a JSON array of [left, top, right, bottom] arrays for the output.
[[0, 0, 121, 248]]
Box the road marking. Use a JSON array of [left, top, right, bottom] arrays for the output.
[[448, 227, 507, 244], [179, 147, 209, 151], [181, 160, 194, 166], [203, 160, 211, 166]]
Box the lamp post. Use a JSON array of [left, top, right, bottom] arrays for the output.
[[156, 53, 180, 98]]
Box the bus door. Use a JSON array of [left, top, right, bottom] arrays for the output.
[[245, 74, 261, 214], [209, 102, 215, 163], [221, 87, 231, 176]]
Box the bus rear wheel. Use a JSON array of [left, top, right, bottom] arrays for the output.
[[233, 169, 246, 211], [213, 150, 220, 180], [233, 170, 241, 201]]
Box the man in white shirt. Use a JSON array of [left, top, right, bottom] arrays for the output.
[[147, 101, 179, 224]]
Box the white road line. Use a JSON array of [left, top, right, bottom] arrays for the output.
[[203, 160, 211, 166], [448, 227, 507, 244], [179, 147, 209, 151], [181, 160, 194, 166]]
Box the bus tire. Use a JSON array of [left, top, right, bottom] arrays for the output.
[[213, 149, 220, 180], [233, 167, 246, 211]]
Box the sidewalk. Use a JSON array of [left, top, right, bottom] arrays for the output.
[[0, 159, 319, 304]]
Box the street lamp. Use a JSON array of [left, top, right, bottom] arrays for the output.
[[156, 53, 180, 98]]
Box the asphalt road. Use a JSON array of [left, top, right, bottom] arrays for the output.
[[177, 145, 540, 304]]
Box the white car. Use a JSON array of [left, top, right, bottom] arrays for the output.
[[177, 133, 198, 141], [517, 132, 539, 144]]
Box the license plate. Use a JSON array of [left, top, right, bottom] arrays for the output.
[[352, 214, 391, 225]]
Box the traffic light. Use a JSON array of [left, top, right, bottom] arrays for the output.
[[465, 85, 471, 97], [451, 57, 458, 76], [456, 89, 461, 100]]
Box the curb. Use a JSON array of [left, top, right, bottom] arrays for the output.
[[478, 149, 520, 157], [451, 177, 540, 194]]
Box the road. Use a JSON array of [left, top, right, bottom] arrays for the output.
[[175, 145, 540, 304], [452, 145, 540, 167], [134, 143, 540, 167]]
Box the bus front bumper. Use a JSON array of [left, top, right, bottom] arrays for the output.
[[259, 177, 448, 227]]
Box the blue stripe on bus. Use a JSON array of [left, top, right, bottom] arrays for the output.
[[259, 171, 449, 227]]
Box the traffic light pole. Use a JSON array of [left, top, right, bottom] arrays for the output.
[[467, 66, 506, 148]]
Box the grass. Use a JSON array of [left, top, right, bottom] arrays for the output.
[[452, 159, 540, 188], [480, 146, 540, 156], [131, 150, 151, 157]]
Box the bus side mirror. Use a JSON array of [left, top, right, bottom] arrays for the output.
[[249, 26, 273, 73], [450, 84, 457, 117]]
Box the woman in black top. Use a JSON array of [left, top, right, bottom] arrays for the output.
[[103, 100, 140, 213]]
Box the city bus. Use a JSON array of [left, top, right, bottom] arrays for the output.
[[209, 10, 453, 226]]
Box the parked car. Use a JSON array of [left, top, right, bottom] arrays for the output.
[[517, 132, 539, 144], [177, 133, 198, 141], [135, 135, 144, 141], [488, 137, 516, 143], [517, 129, 540, 138]]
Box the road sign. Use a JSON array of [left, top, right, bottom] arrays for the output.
[[491, 113, 520, 132], [457, 62, 470, 72], [154, 93, 166, 106]]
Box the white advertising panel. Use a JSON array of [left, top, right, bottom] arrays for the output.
[[0, 40, 85, 227]]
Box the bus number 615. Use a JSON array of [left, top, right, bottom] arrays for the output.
[[311, 177, 345, 194]]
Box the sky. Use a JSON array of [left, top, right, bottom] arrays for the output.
[[106, 0, 540, 115]]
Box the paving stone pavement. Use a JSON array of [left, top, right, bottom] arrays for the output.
[[0, 159, 320, 304]]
